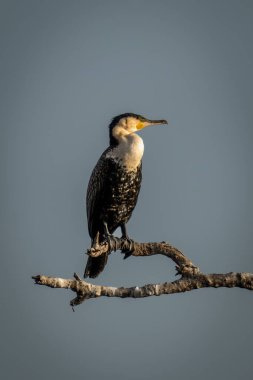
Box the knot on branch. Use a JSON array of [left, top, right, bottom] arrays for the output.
[[175, 264, 200, 277]]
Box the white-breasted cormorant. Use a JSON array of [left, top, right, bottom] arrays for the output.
[[84, 113, 168, 278]]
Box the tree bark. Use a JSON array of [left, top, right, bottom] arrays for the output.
[[32, 238, 253, 309]]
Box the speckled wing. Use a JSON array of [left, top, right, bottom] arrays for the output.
[[86, 147, 111, 239]]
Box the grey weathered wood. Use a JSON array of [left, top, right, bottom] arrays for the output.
[[32, 238, 253, 309]]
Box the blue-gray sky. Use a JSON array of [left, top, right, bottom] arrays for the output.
[[1, 1, 253, 379]]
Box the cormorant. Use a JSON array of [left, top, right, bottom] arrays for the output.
[[84, 113, 168, 278]]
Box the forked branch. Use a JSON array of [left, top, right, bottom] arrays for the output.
[[32, 238, 253, 309]]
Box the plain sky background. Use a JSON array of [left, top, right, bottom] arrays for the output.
[[1, 0, 253, 379]]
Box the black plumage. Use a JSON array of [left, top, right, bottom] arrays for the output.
[[84, 147, 142, 278], [84, 113, 167, 278]]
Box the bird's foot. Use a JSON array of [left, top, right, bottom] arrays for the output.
[[121, 237, 135, 260], [102, 222, 120, 251], [106, 234, 120, 252]]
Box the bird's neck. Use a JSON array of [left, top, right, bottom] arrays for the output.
[[107, 133, 144, 171]]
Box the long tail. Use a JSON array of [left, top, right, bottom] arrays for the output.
[[84, 254, 108, 278]]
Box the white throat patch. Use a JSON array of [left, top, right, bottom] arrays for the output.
[[106, 133, 144, 171]]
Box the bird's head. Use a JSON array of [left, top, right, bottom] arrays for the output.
[[109, 113, 168, 145]]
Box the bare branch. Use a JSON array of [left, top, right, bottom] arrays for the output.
[[32, 239, 253, 309], [87, 238, 200, 275], [32, 272, 253, 305]]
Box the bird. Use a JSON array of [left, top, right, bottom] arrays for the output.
[[84, 113, 168, 278]]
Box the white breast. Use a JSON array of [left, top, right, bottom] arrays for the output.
[[106, 133, 144, 171]]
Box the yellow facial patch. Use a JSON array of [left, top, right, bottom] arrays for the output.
[[136, 121, 145, 130]]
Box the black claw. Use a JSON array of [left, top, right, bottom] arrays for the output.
[[123, 251, 132, 260]]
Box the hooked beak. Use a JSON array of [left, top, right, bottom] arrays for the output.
[[147, 119, 168, 125], [137, 118, 168, 130]]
